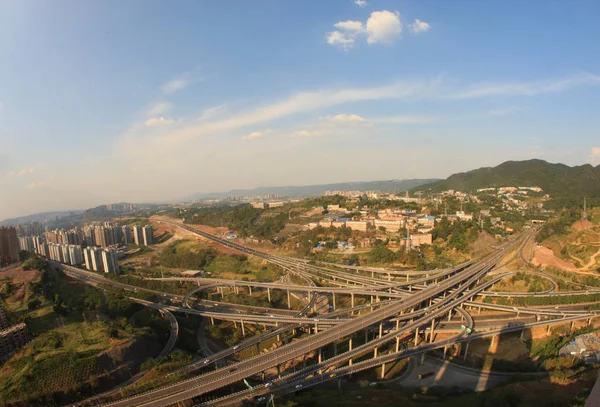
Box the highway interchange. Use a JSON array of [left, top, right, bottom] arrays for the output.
[[55, 222, 600, 407]]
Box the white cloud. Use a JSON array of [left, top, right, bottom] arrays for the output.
[[8, 168, 35, 177], [409, 19, 430, 35], [455, 73, 600, 99], [590, 147, 600, 164], [327, 114, 365, 123], [327, 31, 356, 49], [327, 10, 404, 48], [241, 131, 268, 140], [334, 20, 365, 34], [199, 104, 227, 121], [161, 79, 189, 94], [145, 117, 174, 127], [147, 102, 172, 116], [366, 11, 402, 44], [294, 129, 325, 137], [354, 0, 368, 7], [27, 181, 44, 190]]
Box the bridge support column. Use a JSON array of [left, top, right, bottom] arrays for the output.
[[349, 338, 353, 365], [406, 275, 409, 282], [478, 306, 481, 315], [381, 362, 386, 379], [376, 295, 380, 303], [396, 336, 400, 352], [351, 293, 355, 308], [241, 320, 245, 336], [248, 286, 252, 296], [277, 364, 281, 378], [314, 323, 319, 334], [430, 319, 435, 343], [443, 345, 447, 359], [387, 273, 391, 281], [520, 329, 525, 341], [287, 290, 291, 309], [374, 347, 378, 358], [414, 328, 419, 346], [463, 342, 469, 360], [379, 322, 383, 338], [276, 322, 281, 342], [570, 321, 575, 332], [448, 310, 452, 321], [536, 314, 540, 322], [332, 292, 336, 310], [490, 336, 495, 346], [267, 287, 271, 303], [210, 316, 214, 325], [220, 287, 224, 298], [318, 348, 322, 363], [547, 324, 551, 335], [256, 343, 260, 355], [589, 318, 593, 326]]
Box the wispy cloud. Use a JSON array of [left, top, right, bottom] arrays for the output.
[[145, 117, 174, 127], [354, 0, 368, 7], [454, 73, 600, 99], [8, 168, 35, 177], [27, 181, 44, 190], [161, 79, 189, 94], [199, 104, 227, 121], [371, 115, 435, 124], [241, 130, 270, 140], [147, 101, 172, 116]]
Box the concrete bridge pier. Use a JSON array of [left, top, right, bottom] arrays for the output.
[[332, 292, 336, 310], [429, 319, 435, 343], [241, 320, 245, 336], [443, 345, 447, 359], [463, 342, 469, 360], [287, 289, 291, 309], [381, 362, 386, 379], [267, 287, 271, 303], [248, 286, 252, 296], [520, 329, 525, 341], [210, 316, 215, 325], [547, 324, 551, 335], [349, 338, 353, 365], [414, 328, 419, 346], [351, 293, 355, 308]]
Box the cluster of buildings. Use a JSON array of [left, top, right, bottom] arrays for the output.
[[325, 190, 422, 203], [15, 221, 152, 274], [250, 201, 286, 209], [0, 227, 19, 267], [0, 306, 28, 362], [43, 223, 153, 248], [83, 246, 119, 274], [559, 332, 600, 364]]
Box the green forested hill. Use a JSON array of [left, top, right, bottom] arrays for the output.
[[417, 159, 600, 199]]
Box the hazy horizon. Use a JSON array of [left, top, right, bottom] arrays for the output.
[[2, 0, 600, 219]]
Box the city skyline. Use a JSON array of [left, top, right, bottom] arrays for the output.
[[2, 0, 600, 219]]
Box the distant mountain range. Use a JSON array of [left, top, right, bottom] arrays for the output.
[[0, 210, 84, 227], [416, 159, 600, 199], [185, 179, 441, 201]]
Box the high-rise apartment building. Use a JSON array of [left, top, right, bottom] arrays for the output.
[[0, 227, 19, 266], [122, 226, 133, 245], [142, 225, 153, 246], [133, 226, 143, 246], [101, 249, 119, 274]]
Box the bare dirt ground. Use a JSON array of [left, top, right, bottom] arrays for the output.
[[150, 215, 241, 256], [533, 246, 577, 271], [572, 219, 595, 231], [0, 266, 39, 285]]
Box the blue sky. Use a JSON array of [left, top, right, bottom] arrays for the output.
[[1, 0, 600, 219]]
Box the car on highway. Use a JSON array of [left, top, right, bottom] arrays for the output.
[[295, 384, 302, 389], [418, 372, 435, 380], [264, 382, 273, 388], [233, 345, 239, 350], [329, 373, 336, 378], [228, 367, 238, 373]]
